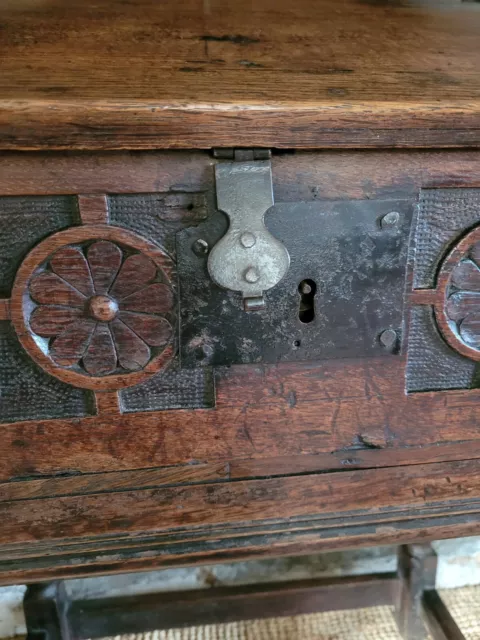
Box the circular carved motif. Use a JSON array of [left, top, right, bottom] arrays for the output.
[[434, 227, 480, 361], [11, 226, 176, 390]]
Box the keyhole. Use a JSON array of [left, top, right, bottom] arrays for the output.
[[298, 279, 317, 323]]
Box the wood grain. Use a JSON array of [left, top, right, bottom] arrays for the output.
[[4, 357, 480, 480], [0, 152, 214, 196], [66, 575, 398, 638], [2, 151, 480, 200], [3, 512, 479, 587], [119, 313, 172, 348], [87, 241, 122, 295], [110, 319, 150, 371], [0, 299, 10, 321], [94, 391, 121, 416], [3, 440, 480, 503], [119, 284, 173, 315], [451, 260, 480, 290], [1, 459, 479, 546], [50, 246, 94, 296], [78, 194, 109, 225], [50, 318, 96, 367], [83, 324, 118, 375], [110, 254, 157, 300], [0, 0, 479, 149], [0, 463, 230, 503], [1, 459, 480, 586], [29, 271, 87, 307], [397, 545, 438, 640]]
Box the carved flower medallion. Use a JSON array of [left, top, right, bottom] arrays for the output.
[[434, 227, 480, 361], [444, 243, 480, 349], [11, 226, 176, 390]]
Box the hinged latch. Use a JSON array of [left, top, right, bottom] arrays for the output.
[[208, 149, 290, 311]]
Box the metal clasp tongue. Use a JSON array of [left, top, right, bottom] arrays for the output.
[[208, 158, 290, 311]]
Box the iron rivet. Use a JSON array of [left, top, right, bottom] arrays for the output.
[[380, 211, 400, 229], [244, 267, 260, 283], [240, 232, 256, 248], [192, 239, 209, 256], [379, 329, 398, 351]]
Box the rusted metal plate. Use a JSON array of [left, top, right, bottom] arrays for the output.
[[177, 198, 412, 367]]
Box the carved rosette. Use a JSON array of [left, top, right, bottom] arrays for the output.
[[434, 227, 480, 361], [11, 226, 176, 390]]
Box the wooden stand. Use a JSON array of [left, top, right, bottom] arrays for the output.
[[23, 545, 467, 640]]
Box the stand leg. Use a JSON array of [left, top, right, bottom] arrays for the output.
[[395, 544, 437, 639], [24, 581, 71, 640]]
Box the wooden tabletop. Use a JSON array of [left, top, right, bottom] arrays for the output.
[[0, 0, 479, 150]]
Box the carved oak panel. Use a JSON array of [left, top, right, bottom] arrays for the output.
[[0, 193, 214, 423], [0, 321, 94, 424], [0, 196, 80, 297], [406, 189, 480, 393]]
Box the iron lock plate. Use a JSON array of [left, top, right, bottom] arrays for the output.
[[177, 198, 413, 367]]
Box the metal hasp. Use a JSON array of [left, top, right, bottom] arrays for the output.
[[208, 159, 290, 311]]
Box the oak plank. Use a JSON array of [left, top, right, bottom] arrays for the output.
[[0, 151, 214, 196], [3, 498, 479, 563], [3, 440, 480, 502], [4, 358, 480, 480], [228, 441, 480, 479], [1, 460, 479, 545], [0, 0, 479, 149], [2, 514, 479, 587], [0, 464, 229, 503], [1, 151, 480, 200]]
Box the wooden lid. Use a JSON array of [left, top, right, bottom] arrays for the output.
[[0, 0, 479, 150]]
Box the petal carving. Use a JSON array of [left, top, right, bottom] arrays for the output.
[[83, 323, 117, 375], [30, 272, 86, 308], [50, 246, 93, 297], [470, 241, 480, 268], [111, 254, 157, 299], [30, 306, 82, 337], [119, 312, 172, 347], [459, 314, 480, 349], [119, 283, 173, 314], [446, 291, 480, 322], [50, 319, 96, 367], [451, 260, 480, 292], [88, 241, 123, 295], [111, 319, 151, 371]]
